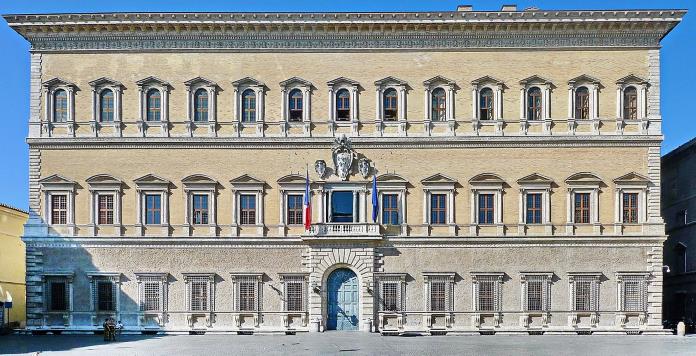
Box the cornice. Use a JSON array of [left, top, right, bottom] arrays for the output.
[[4, 10, 685, 51], [26, 135, 663, 150]]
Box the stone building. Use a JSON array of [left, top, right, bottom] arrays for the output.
[[0, 203, 29, 328], [662, 137, 696, 326], [5, 5, 684, 335]]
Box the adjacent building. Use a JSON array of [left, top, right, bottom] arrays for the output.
[[5, 5, 684, 335], [663, 137, 696, 326], [0, 204, 29, 328]]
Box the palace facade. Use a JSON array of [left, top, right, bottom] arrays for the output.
[[6, 5, 684, 335]]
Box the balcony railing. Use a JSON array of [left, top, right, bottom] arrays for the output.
[[303, 223, 382, 240]]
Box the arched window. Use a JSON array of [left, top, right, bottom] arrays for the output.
[[575, 86, 590, 120], [623, 86, 638, 120], [336, 89, 350, 121], [383, 88, 398, 121], [53, 89, 68, 122], [146, 89, 161, 121], [431, 88, 446, 121], [479, 88, 494, 120], [193, 88, 208, 122], [289, 89, 303, 122], [99, 90, 114, 122], [527, 87, 542, 121], [242, 89, 256, 123]]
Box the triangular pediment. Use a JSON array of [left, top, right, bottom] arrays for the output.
[[517, 173, 554, 185], [39, 174, 75, 185], [184, 76, 218, 87], [377, 173, 408, 183], [469, 173, 505, 184], [374, 76, 408, 87], [568, 74, 600, 85], [327, 76, 360, 87], [616, 74, 648, 85], [279, 76, 313, 88], [565, 172, 603, 184], [613, 172, 650, 184], [135, 76, 170, 87], [88, 77, 123, 88], [231, 76, 265, 88], [182, 174, 217, 184], [519, 75, 552, 85], [230, 174, 265, 184], [421, 173, 457, 184], [134, 174, 170, 185], [423, 75, 456, 87], [86, 174, 122, 185], [277, 174, 306, 184], [471, 75, 504, 86], [42, 77, 76, 88]]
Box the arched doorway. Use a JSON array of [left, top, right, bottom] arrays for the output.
[[326, 268, 359, 330]]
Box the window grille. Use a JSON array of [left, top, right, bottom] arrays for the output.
[[193, 88, 209, 122], [526, 193, 542, 224], [430, 194, 447, 225], [430, 281, 447, 312], [98, 194, 114, 225], [142, 281, 161, 312], [425, 274, 453, 312], [46, 278, 69, 312], [378, 275, 404, 313], [575, 87, 590, 120], [336, 89, 351, 120], [53, 89, 68, 122], [383, 88, 398, 120], [622, 193, 639, 223], [91, 279, 116, 312], [527, 279, 543, 311], [521, 274, 552, 312], [234, 275, 261, 312], [571, 275, 599, 312], [479, 88, 494, 120], [283, 275, 306, 312], [239, 194, 256, 225], [474, 274, 502, 312], [527, 87, 542, 120], [619, 274, 647, 312], [478, 194, 494, 224], [146, 89, 161, 121], [286, 194, 303, 225], [51, 194, 68, 225], [623, 87, 638, 120], [145, 194, 161, 225], [574, 193, 590, 224], [382, 194, 399, 225], [100, 90, 114, 122], [189, 277, 209, 312], [192, 194, 209, 225], [431, 88, 446, 121]]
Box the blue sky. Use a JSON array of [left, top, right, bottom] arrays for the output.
[[0, 0, 694, 211]]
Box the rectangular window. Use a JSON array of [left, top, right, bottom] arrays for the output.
[[430, 281, 446, 312], [285, 279, 305, 312], [619, 275, 647, 312], [574, 280, 592, 311], [382, 194, 399, 225], [190, 279, 208, 311], [381, 282, 399, 312], [286, 194, 303, 225], [192, 194, 209, 225], [238, 280, 257, 312], [98, 194, 114, 225], [478, 194, 494, 224], [526, 193, 542, 224], [430, 194, 447, 225], [527, 279, 544, 311], [101, 94, 114, 122], [574, 193, 591, 224], [383, 93, 398, 120], [51, 194, 68, 225], [142, 281, 161, 312], [97, 281, 114, 312], [239, 194, 256, 225], [623, 192, 639, 223], [48, 280, 68, 312], [478, 279, 496, 312], [145, 194, 161, 225], [330, 191, 354, 223]]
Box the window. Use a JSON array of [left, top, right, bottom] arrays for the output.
[[286, 194, 303, 225], [289, 89, 303, 122], [574, 87, 590, 120], [574, 193, 591, 224], [381, 282, 399, 312], [239, 279, 257, 312], [48, 280, 68, 311], [570, 274, 599, 312], [527, 279, 543, 311], [190, 278, 209, 311], [430, 280, 446, 312], [479, 88, 494, 120], [146, 89, 161, 121], [193, 194, 209, 225], [383, 88, 398, 121], [142, 280, 161, 312], [193, 88, 209, 122], [478, 279, 495, 312], [622, 192, 639, 223], [473, 274, 503, 313], [284, 276, 306, 312], [51, 194, 68, 225], [242, 89, 256, 123], [478, 194, 494, 225], [330, 191, 355, 223], [430, 194, 447, 225], [240, 194, 256, 225], [97, 194, 114, 225], [53, 89, 68, 123], [431, 88, 446, 121], [424, 273, 454, 313], [575, 280, 592, 311], [527, 87, 542, 121], [145, 194, 161, 225], [336, 89, 350, 120], [96, 280, 115, 312], [623, 87, 638, 120], [526, 193, 542, 224], [382, 194, 399, 225], [99, 90, 114, 122], [619, 275, 647, 312]]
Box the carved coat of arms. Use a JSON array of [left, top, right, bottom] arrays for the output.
[[332, 134, 355, 181]]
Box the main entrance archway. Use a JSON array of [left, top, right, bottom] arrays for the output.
[[326, 268, 359, 330]]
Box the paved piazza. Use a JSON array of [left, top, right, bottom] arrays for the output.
[[0, 334, 694, 355]]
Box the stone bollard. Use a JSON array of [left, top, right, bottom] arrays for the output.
[[677, 321, 686, 336]]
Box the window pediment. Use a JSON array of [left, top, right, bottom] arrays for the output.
[[471, 75, 504, 88], [182, 174, 218, 189], [421, 173, 457, 184], [88, 77, 123, 89], [39, 174, 76, 190], [565, 172, 603, 186], [519, 75, 553, 87], [136, 76, 171, 88], [232, 76, 266, 88], [134, 174, 170, 186], [277, 174, 306, 185], [613, 172, 650, 186], [184, 76, 218, 89], [280, 76, 313, 89], [377, 173, 408, 183], [374, 76, 408, 88], [327, 76, 360, 88], [616, 74, 648, 85], [568, 74, 601, 86], [469, 173, 505, 185], [86, 174, 123, 190], [230, 174, 265, 187], [42, 77, 77, 89], [517, 173, 553, 186], [423, 75, 456, 88]]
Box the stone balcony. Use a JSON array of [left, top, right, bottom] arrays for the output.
[[302, 223, 382, 241]]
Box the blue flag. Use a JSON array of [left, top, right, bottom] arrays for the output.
[[372, 174, 378, 222]]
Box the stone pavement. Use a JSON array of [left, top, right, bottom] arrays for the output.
[[0, 333, 695, 356]]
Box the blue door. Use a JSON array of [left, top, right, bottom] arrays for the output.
[[327, 268, 359, 330]]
